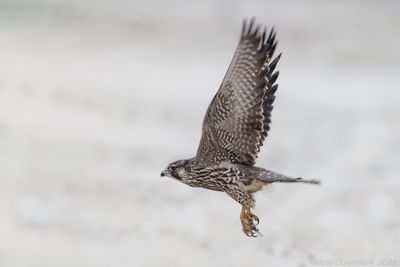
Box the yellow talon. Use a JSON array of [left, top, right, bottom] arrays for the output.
[[240, 206, 261, 237]]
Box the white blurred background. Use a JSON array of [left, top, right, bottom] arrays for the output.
[[0, 0, 399, 266]]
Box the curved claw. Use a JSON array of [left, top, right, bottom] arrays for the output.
[[251, 224, 260, 237], [252, 214, 259, 226], [240, 206, 262, 237]]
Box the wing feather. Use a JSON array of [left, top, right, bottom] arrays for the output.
[[196, 19, 281, 166]]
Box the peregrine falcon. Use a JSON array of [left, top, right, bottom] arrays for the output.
[[161, 18, 320, 237]]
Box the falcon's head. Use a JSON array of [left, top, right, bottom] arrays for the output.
[[161, 159, 193, 184]]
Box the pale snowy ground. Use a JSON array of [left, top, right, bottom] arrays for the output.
[[0, 0, 399, 266]]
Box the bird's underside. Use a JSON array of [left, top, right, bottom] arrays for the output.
[[161, 18, 320, 237]]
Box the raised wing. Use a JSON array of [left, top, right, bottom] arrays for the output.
[[195, 19, 281, 166]]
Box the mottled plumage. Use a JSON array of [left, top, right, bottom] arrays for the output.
[[161, 19, 320, 237]]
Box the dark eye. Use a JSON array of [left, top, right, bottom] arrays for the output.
[[169, 166, 176, 171]]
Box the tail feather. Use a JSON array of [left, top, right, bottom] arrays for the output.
[[258, 170, 320, 185]]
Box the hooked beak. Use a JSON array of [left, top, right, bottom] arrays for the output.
[[160, 170, 167, 177]]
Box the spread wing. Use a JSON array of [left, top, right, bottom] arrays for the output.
[[195, 19, 281, 166]]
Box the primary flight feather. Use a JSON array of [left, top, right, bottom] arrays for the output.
[[161, 18, 319, 237]]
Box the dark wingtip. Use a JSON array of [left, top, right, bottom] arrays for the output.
[[247, 17, 256, 36], [268, 71, 280, 87], [269, 53, 282, 73], [242, 17, 256, 37], [241, 18, 247, 37], [268, 84, 278, 95]]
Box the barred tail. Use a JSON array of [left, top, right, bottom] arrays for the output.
[[257, 170, 320, 185]]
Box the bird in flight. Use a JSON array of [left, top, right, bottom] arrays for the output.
[[161, 18, 320, 237]]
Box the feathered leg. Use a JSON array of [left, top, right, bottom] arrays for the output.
[[224, 183, 261, 237]]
